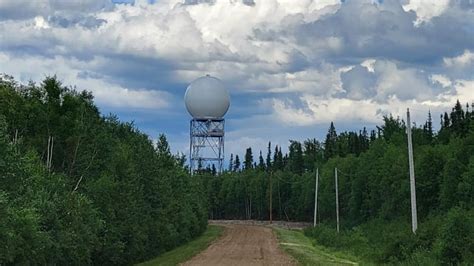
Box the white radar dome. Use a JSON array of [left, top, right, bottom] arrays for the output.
[[185, 75, 230, 119]]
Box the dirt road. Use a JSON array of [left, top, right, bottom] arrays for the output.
[[182, 224, 296, 266]]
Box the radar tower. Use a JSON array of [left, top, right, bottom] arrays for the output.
[[185, 75, 230, 174]]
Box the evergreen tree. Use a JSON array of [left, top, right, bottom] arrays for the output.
[[423, 110, 433, 143], [258, 151, 265, 170], [439, 112, 452, 143], [273, 145, 280, 170], [450, 100, 467, 136], [303, 138, 322, 171], [234, 155, 241, 171], [244, 147, 253, 170], [324, 122, 337, 160], [443, 112, 451, 128], [229, 153, 234, 171], [278, 147, 284, 168], [211, 164, 217, 175], [370, 129, 377, 142], [266, 142, 272, 170], [360, 127, 369, 152], [288, 140, 304, 174], [272, 146, 284, 170], [465, 103, 472, 129]]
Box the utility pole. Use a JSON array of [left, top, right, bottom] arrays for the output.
[[407, 108, 418, 233], [314, 168, 319, 227], [49, 136, 54, 170], [269, 171, 273, 224], [46, 136, 54, 170], [335, 168, 340, 233]]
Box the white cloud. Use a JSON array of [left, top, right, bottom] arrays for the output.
[[443, 50, 474, 68], [451, 80, 474, 102], [266, 59, 471, 127], [271, 98, 316, 126], [0, 52, 171, 110], [265, 64, 342, 95], [76, 79, 171, 109], [372, 60, 437, 102], [430, 74, 452, 88], [402, 0, 450, 26], [0, 0, 113, 20], [361, 59, 376, 72], [34, 16, 50, 29], [340, 60, 448, 103], [270, 92, 473, 128], [271, 96, 390, 126]]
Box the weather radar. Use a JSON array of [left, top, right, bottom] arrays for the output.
[[185, 75, 230, 174]]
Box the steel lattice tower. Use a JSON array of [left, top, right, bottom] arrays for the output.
[[189, 118, 225, 174]]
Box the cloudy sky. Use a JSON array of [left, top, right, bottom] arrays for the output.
[[1, 0, 473, 158]]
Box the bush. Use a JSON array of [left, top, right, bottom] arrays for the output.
[[305, 219, 438, 264], [436, 207, 474, 265], [0, 77, 210, 265]]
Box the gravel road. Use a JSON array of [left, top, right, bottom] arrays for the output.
[[182, 223, 296, 266]]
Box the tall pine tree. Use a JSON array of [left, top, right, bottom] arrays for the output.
[[324, 122, 337, 160], [244, 147, 253, 170]]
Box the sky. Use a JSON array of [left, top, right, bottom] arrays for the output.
[[0, 0, 473, 159]]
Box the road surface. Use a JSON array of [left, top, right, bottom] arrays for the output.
[[182, 224, 296, 266]]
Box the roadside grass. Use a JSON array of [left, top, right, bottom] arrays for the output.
[[274, 227, 364, 266], [137, 225, 224, 266]]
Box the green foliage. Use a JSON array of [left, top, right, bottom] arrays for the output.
[[274, 227, 359, 265], [244, 147, 253, 170], [138, 225, 223, 266], [436, 207, 474, 265], [0, 75, 208, 265], [304, 218, 444, 265], [440, 159, 466, 210]]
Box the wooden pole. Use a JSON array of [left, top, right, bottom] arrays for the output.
[[269, 171, 273, 224], [14, 129, 18, 145], [407, 108, 418, 233], [49, 136, 54, 170], [47, 136, 51, 169], [335, 168, 340, 233], [314, 168, 319, 227]]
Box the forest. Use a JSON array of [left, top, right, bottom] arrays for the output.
[[0, 75, 208, 265], [1, 74, 473, 265], [200, 98, 474, 264]]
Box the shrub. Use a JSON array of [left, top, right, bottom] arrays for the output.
[[436, 207, 474, 265]]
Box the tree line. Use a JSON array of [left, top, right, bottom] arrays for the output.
[[0, 75, 208, 265], [201, 100, 474, 264]]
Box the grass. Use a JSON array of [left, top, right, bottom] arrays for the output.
[[274, 227, 362, 266], [137, 225, 224, 266]]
